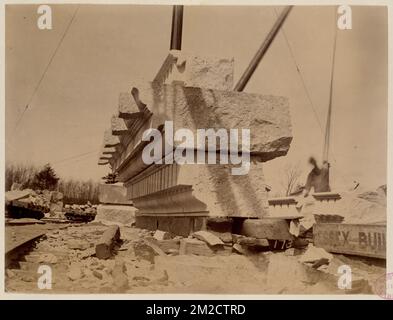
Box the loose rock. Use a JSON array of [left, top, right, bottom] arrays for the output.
[[192, 230, 224, 247]]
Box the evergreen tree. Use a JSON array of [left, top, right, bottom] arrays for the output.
[[102, 172, 118, 184], [33, 163, 59, 190]]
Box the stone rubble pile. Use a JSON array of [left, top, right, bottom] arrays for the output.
[[5, 221, 386, 294], [5, 188, 64, 218], [64, 202, 98, 222]]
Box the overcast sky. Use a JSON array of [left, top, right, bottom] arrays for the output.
[[5, 5, 388, 193]]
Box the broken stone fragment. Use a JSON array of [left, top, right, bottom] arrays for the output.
[[21, 275, 35, 282], [267, 253, 329, 291], [232, 243, 252, 255], [284, 248, 304, 256], [292, 237, 309, 249], [179, 238, 216, 256], [143, 239, 166, 257], [5, 189, 31, 202], [79, 247, 96, 259], [112, 260, 129, 292], [153, 230, 172, 241], [237, 236, 269, 247], [67, 263, 83, 281], [93, 270, 103, 280], [192, 230, 224, 247], [68, 240, 89, 250], [133, 241, 159, 264], [148, 238, 180, 254], [133, 275, 150, 282], [211, 231, 233, 244], [95, 225, 120, 259], [299, 219, 314, 236], [289, 219, 301, 237], [167, 249, 179, 255], [299, 244, 333, 268], [38, 253, 58, 264]]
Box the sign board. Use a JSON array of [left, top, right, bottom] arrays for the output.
[[313, 223, 386, 259]]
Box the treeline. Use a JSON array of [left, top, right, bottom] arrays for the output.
[[5, 163, 100, 204], [57, 179, 99, 205]]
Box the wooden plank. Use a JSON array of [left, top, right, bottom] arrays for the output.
[[313, 223, 386, 259]]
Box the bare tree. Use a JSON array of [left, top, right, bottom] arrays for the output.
[[281, 163, 302, 196]]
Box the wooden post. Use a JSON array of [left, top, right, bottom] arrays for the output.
[[170, 5, 184, 50], [234, 6, 293, 92]]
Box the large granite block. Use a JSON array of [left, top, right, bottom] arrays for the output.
[[95, 204, 136, 226], [98, 183, 133, 205], [127, 82, 292, 159], [127, 159, 269, 218]]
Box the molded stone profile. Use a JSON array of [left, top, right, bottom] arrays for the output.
[[125, 158, 269, 218], [102, 147, 117, 154], [103, 129, 120, 147], [118, 92, 144, 119], [98, 159, 109, 166], [99, 153, 112, 161], [111, 115, 128, 136]]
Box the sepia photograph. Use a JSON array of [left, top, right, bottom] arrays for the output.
[[3, 2, 390, 298]]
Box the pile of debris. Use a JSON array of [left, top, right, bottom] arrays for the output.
[[5, 184, 66, 220], [64, 203, 97, 222], [5, 188, 52, 219], [4, 217, 386, 295]]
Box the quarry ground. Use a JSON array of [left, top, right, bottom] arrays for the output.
[[4, 222, 386, 296]]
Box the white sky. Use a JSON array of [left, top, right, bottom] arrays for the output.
[[5, 5, 388, 193]]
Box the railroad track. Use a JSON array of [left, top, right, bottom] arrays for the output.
[[5, 224, 74, 293]]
